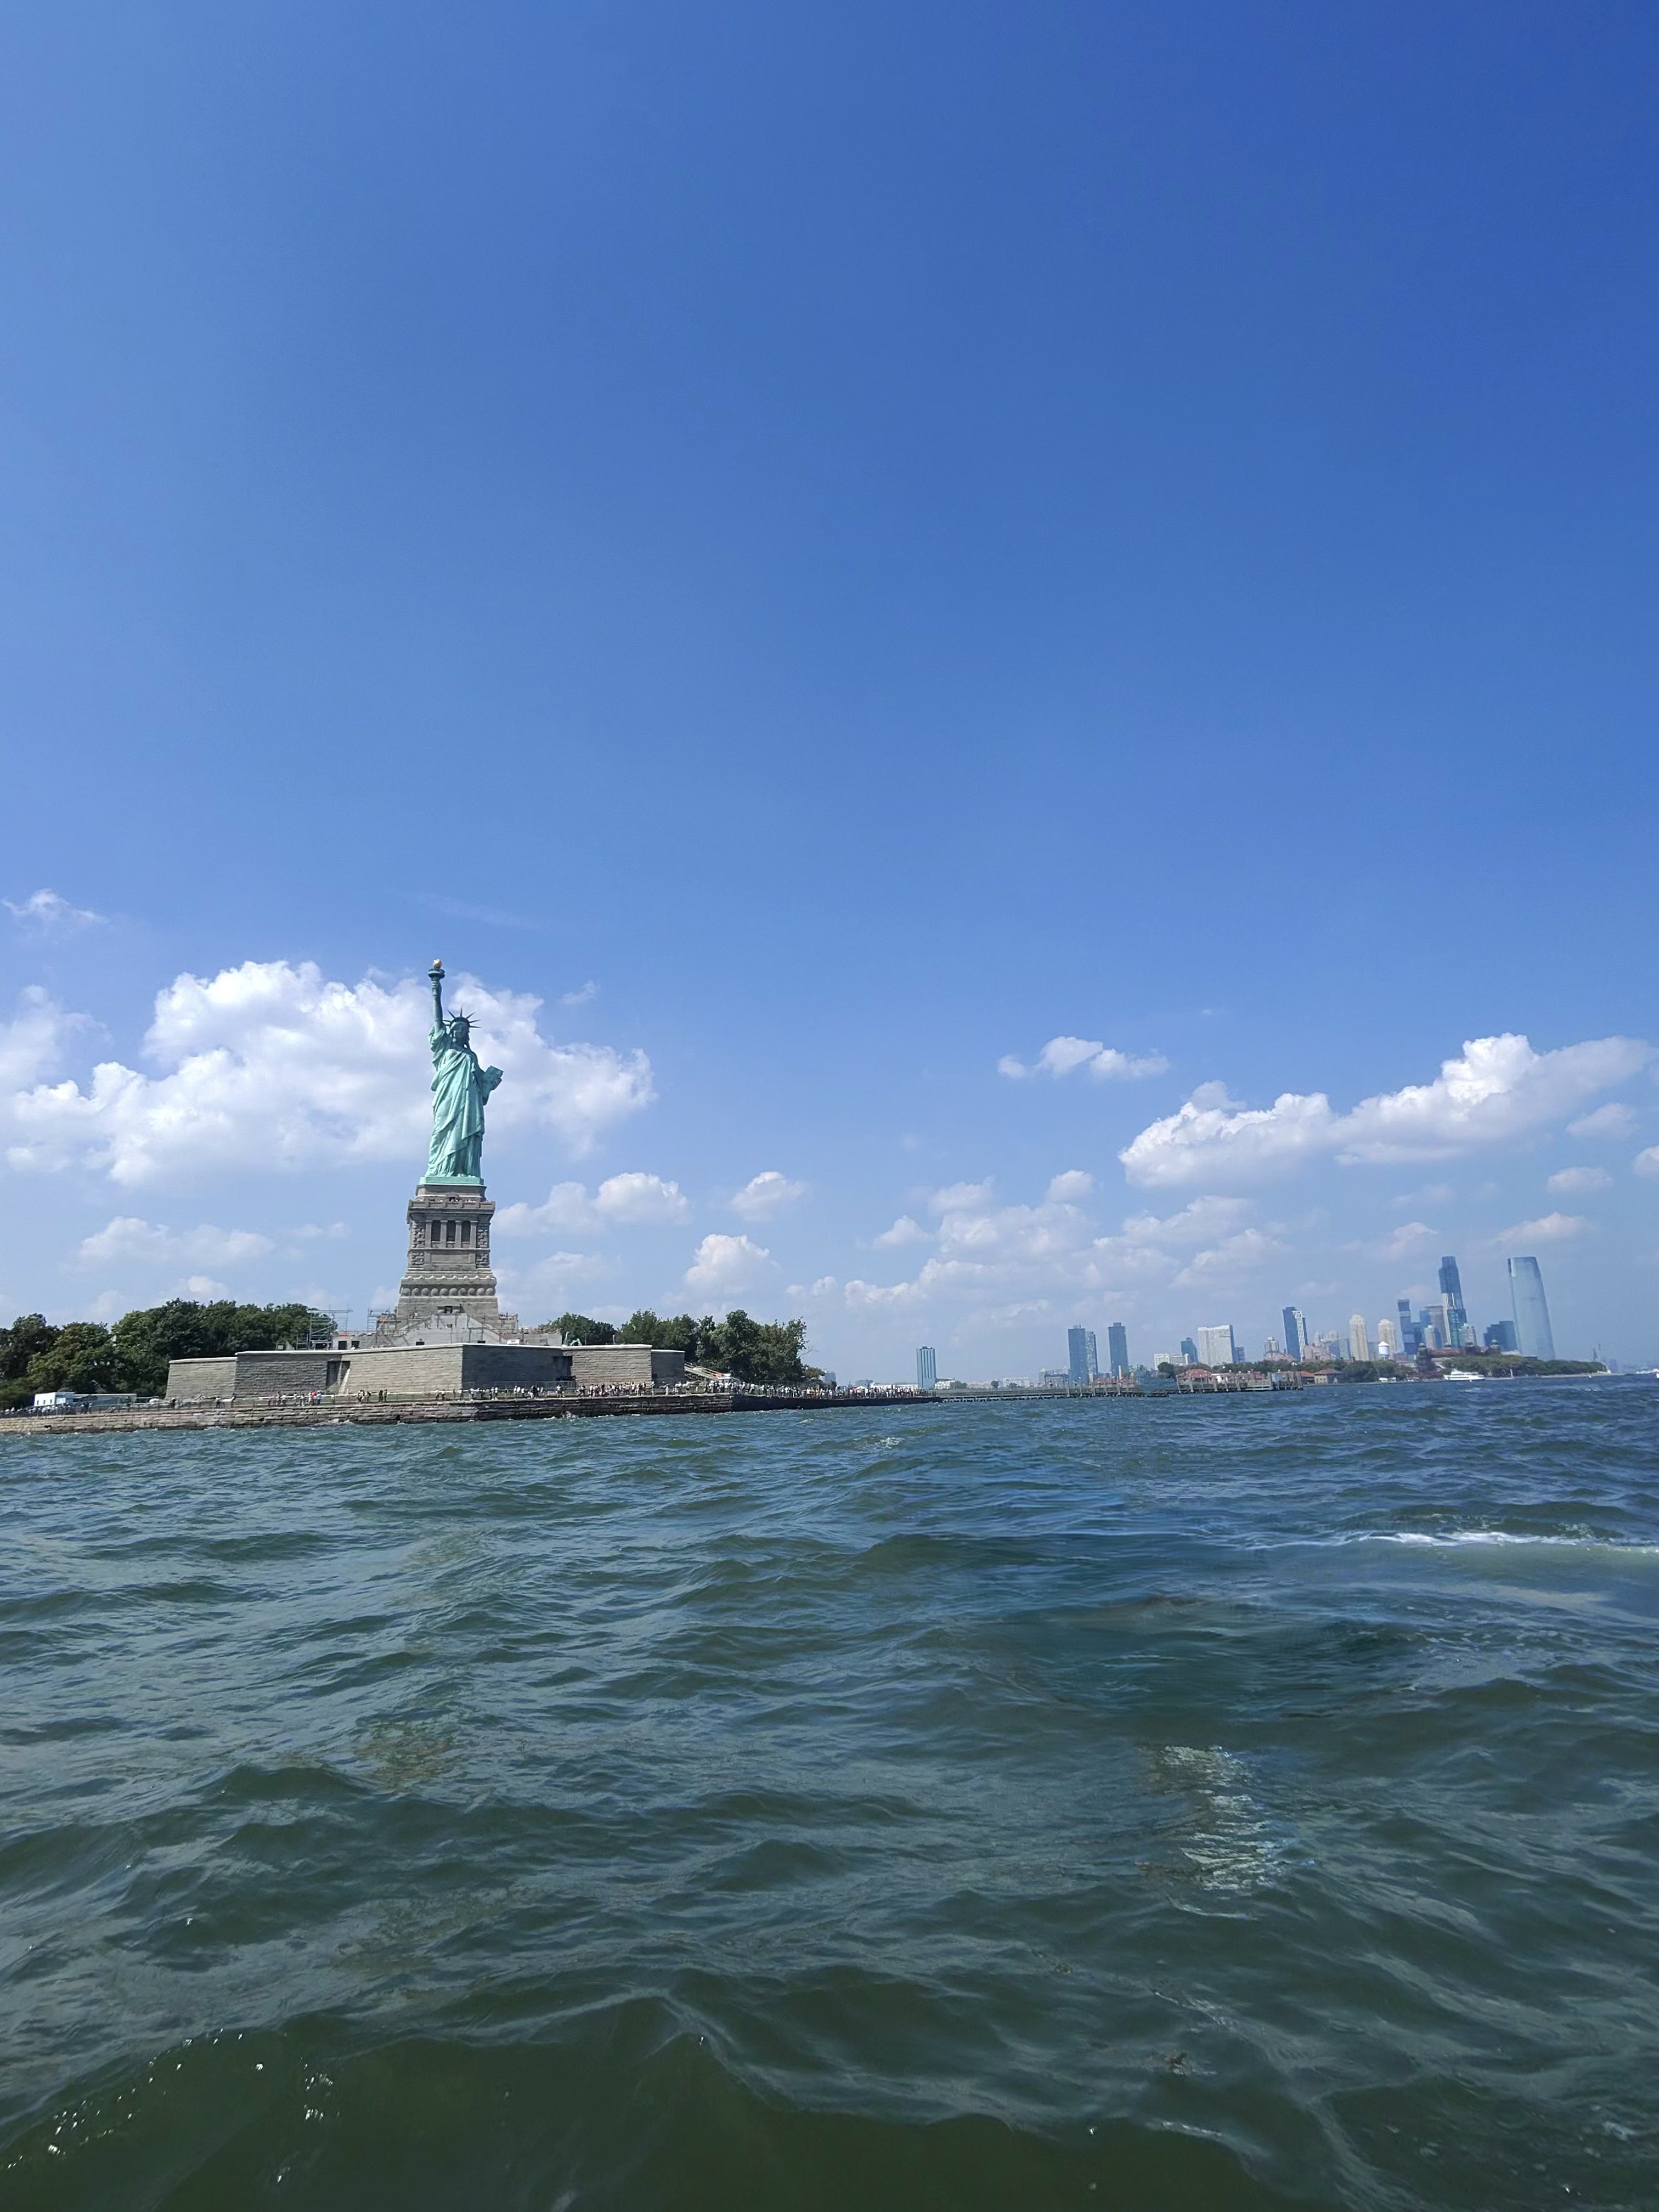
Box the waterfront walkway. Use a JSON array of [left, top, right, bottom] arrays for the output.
[[0, 1387, 935, 1437]]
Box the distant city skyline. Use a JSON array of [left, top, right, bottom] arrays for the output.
[[1035, 1248, 1566, 1379]]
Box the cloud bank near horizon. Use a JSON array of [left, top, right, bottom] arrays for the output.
[[1119, 1034, 1651, 1188]]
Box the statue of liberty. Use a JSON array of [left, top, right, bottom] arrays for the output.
[[424, 960, 503, 1183]]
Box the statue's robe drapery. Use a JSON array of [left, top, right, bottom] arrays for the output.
[[425, 1023, 503, 1182]]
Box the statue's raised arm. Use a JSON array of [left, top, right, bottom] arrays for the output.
[[423, 957, 501, 1184]]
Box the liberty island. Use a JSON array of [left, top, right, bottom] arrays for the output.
[[1, 958, 923, 1427]]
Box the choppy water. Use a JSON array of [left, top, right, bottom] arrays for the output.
[[3, 1385, 1658, 2210]]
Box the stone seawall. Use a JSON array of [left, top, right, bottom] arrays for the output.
[[0, 1391, 934, 1439]]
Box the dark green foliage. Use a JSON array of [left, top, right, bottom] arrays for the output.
[[621, 1310, 710, 1357], [2, 1313, 68, 1406], [27, 1321, 123, 1395], [534, 1308, 811, 1384], [2, 1313, 60, 1404], [704, 1311, 809, 1386], [1, 1312, 58, 1380], [544, 1312, 618, 1345], [110, 1300, 334, 1399], [1435, 1352, 1604, 1377], [620, 1308, 809, 1383]]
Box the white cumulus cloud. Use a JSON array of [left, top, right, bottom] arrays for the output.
[[1547, 1166, 1611, 1195], [1369, 1219, 1440, 1260], [730, 1170, 808, 1221], [1171, 1227, 1284, 1284], [998, 1036, 1169, 1081], [1046, 1169, 1094, 1201], [1568, 1102, 1637, 1138], [3, 888, 103, 933], [495, 1171, 690, 1234], [847, 1182, 1266, 1313], [76, 1217, 278, 1269], [1, 960, 654, 1184], [73, 1217, 281, 1302], [1120, 1034, 1651, 1188], [1635, 1148, 1659, 1180], [0, 988, 83, 1092], [683, 1232, 775, 1304], [591, 1171, 691, 1223], [1493, 1212, 1591, 1245], [872, 1214, 930, 1248], [1116, 1195, 1255, 1248]]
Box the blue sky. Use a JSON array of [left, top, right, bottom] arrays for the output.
[[3, 1, 1657, 1373]]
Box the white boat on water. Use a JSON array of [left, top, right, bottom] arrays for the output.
[[1445, 1368, 1488, 1382]]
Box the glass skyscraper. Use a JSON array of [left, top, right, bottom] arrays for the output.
[[1107, 1321, 1129, 1378], [1281, 1305, 1302, 1361], [916, 1346, 937, 1391], [1439, 1255, 1470, 1345], [1508, 1256, 1556, 1359], [1066, 1326, 1097, 1385]]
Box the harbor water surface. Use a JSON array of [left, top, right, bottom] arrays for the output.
[[3, 1385, 1657, 2209]]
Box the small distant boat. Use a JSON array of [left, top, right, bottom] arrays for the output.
[[1444, 1368, 1487, 1382]]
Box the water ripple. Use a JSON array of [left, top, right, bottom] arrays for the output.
[[3, 1384, 1658, 2209]]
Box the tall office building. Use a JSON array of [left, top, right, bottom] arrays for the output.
[[1419, 1302, 1451, 1350], [1281, 1305, 1302, 1361], [1196, 1323, 1237, 1368], [1349, 1313, 1371, 1362], [1396, 1297, 1420, 1356], [1107, 1321, 1129, 1378], [1485, 1321, 1518, 1352], [1376, 1317, 1400, 1358], [1066, 1326, 1097, 1386], [1508, 1256, 1556, 1359], [1438, 1255, 1469, 1342], [916, 1346, 937, 1391], [1179, 1336, 1198, 1366], [1087, 1329, 1099, 1379]]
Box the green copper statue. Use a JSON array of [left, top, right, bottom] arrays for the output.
[[424, 959, 503, 1184]]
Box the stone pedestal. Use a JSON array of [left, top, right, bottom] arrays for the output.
[[394, 1182, 501, 1327]]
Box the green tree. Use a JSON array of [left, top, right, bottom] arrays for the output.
[[1, 1312, 58, 1379], [1, 1313, 62, 1407], [543, 1312, 617, 1345], [622, 1310, 709, 1358], [26, 1322, 122, 1396], [702, 1311, 808, 1386], [111, 1299, 333, 1398]]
